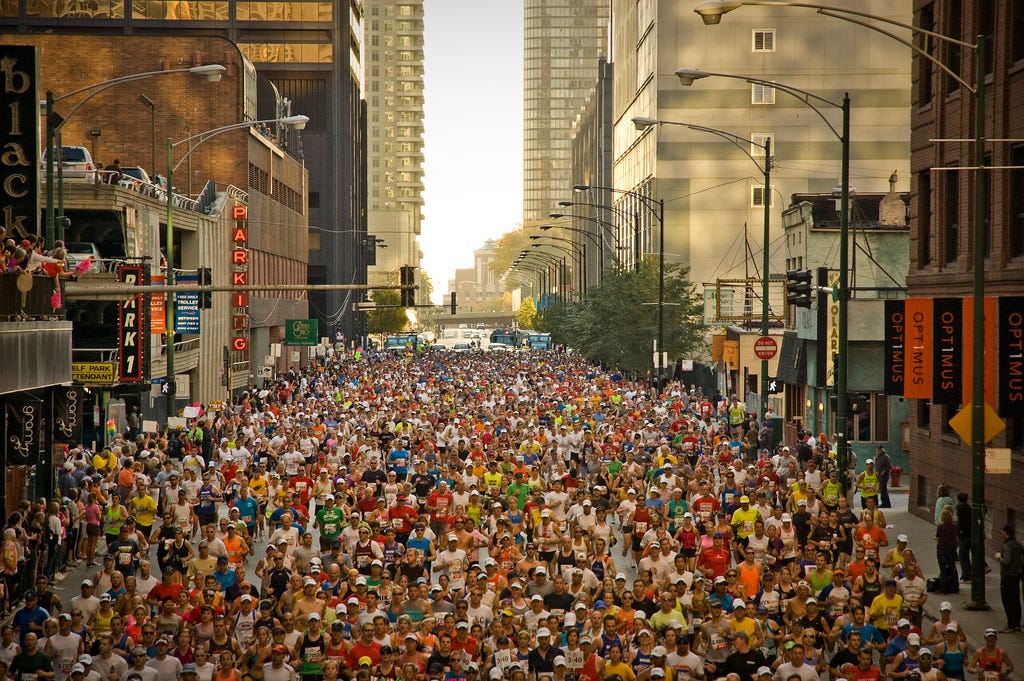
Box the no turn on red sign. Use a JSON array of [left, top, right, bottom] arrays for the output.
[[754, 335, 778, 360]]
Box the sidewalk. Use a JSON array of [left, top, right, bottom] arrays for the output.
[[884, 487, 1017, 676]]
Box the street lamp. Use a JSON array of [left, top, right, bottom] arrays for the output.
[[530, 235, 586, 297], [676, 66, 851, 493], [694, 0, 989, 609], [633, 115, 773, 419], [163, 114, 309, 421], [575, 183, 667, 387], [555, 200, 630, 277], [519, 249, 566, 303], [45, 64, 226, 245]]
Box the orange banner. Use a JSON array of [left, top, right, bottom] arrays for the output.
[[962, 296, 996, 407], [904, 298, 933, 399], [151, 274, 166, 335]]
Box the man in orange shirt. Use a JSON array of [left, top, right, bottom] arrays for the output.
[[854, 512, 889, 560]]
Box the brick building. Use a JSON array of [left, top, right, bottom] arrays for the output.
[[1, 33, 309, 413], [907, 1, 1024, 541]]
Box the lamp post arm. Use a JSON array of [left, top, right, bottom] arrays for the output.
[[575, 184, 661, 215], [817, 9, 975, 93], [654, 121, 771, 171], [171, 116, 308, 171]]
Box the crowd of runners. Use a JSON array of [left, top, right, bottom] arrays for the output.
[[0, 346, 1015, 681]]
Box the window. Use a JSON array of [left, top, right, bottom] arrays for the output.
[[946, 2, 962, 93], [1011, 145, 1024, 259], [983, 153, 992, 258], [918, 4, 934, 105], [751, 133, 774, 163], [752, 29, 775, 52], [979, 0, 995, 76], [943, 164, 959, 265], [751, 185, 775, 207], [751, 82, 775, 104], [918, 399, 931, 430], [1014, 0, 1024, 63], [918, 171, 932, 267]]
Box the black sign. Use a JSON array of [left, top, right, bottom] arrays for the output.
[[883, 300, 905, 396], [117, 264, 147, 383], [0, 46, 39, 237], [5, 396, 43, 465], [51, 386, 82, 444], [932, 298, 963, 405], [999, 297, 1024, 416]]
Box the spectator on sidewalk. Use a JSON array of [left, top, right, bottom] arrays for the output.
[[933, 486, 953, 526], [934, 510, 959, 594], [954, 493, 972, 583], [874, 447, 892, 509], [996, 525, 1023, 633]]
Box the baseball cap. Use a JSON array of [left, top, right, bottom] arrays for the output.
[[180, 664, 198, 675], [652, 646, 667, 657], [71, 665, 85, 675], [897, 534, 909, 543], [907, 633, 921, 645], [536, 627, 550, 638], [940, 601, 952, 611], [945, 623, 958, 632], [781, 513, 792, 522], [358, 657, 372, 667], [897, 618, 911, 628], [757, 668, 773, 677], [553, 657, 566, 667], [651, 669, 665, 678], [985, 628, 998, 637], [739, 495, 750, 503]]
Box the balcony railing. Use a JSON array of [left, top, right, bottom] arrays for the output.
[[0, 273, 65, 320]]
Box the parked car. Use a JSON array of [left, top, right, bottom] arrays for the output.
[[64, 241, 102, 271], [119, 166, 164, 199], [41, 145, 97, 182]]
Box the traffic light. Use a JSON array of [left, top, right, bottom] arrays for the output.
[[198, 267, 212, 308], [400, 266, 415, 307], [450, 292, 457, 315], [786, 269, 813, 308], [849, 393, 870, 414]]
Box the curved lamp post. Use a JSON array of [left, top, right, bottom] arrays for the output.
[[574, 183, 666, 387], [531, 235, 586, 297], [694, 0, 989, 608], [163, 114, 309, 421], [677, 66, 851, 499], [45, 64, 226, 244], [633, 115, 772, 420]]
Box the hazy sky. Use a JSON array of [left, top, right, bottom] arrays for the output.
[[420, 0, 523, 303]]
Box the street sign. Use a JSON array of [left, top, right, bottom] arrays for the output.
[[284, 319, 318, 346], [985, 448, 1012, 474], [949, 403, 1006, 445], [72, 362, 115, 384], [754, 335, 778, 360]]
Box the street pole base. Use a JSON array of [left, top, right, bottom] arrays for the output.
[[963, 600, 991, 611]]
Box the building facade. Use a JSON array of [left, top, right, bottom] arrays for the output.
[[1, 0, 367, 340], [523, 0, 609, 224], [363, 0, 425, 294], [906, 0, 1024, 541], [610, 0, 912, 296]]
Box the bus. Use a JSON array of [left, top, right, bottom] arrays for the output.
[[527, 333, 552, 350], [383, 333, 419, 351], [490, 328, 526, 348]]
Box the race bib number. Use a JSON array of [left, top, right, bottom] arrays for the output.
[[493, 650, 512, 668], [564, 650, 584, 670]]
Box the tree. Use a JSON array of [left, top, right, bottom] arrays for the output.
[[367, 289, 408, 334], [490, 228, 533, 288], [516, 297, 537, 329], [541, 257, 705, 371]]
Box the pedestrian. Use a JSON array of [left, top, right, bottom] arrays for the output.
[[955, 492, 972, 582], [874, 446, 892, 509], [935, 509, 958, 594], [996, 525, 1023, 633]]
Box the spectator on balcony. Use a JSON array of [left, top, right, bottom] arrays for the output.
[[104, 159, 122, 184]]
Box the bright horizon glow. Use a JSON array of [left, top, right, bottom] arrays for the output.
[[420, 0, 524, 304]]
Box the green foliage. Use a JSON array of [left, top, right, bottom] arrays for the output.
[[516, 297, 537, 329], [540, 257, 705, 371], [490, 228, 533, 288], [367, 289, 408, 334]]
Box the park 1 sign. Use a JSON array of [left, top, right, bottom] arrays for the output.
[[285, 319, 318, 346], [754, 335, 778, 361]]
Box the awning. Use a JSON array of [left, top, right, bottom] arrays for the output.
[[776, 331, 806, 384]]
